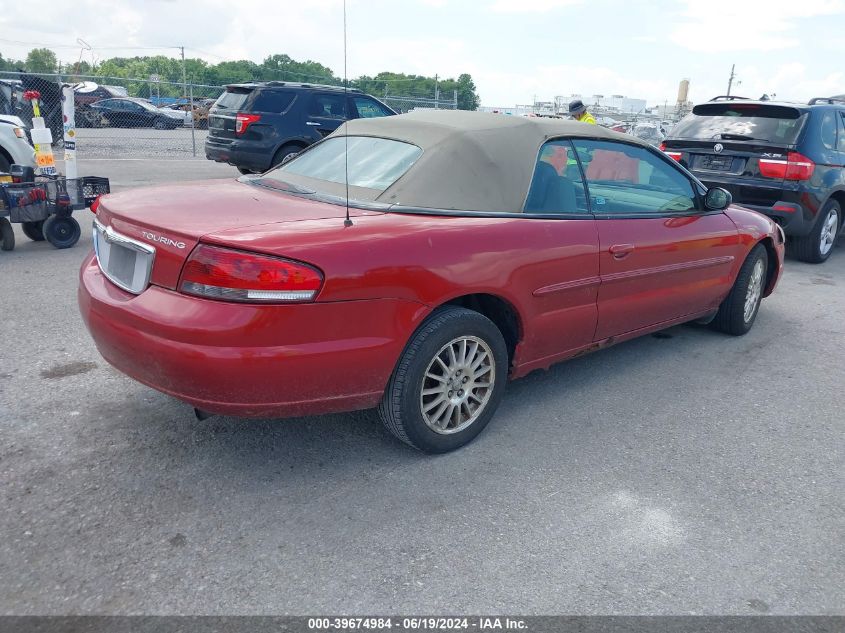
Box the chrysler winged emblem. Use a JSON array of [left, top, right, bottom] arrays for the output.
[[714, 143, 724, 153]]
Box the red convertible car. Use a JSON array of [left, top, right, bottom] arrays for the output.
[[79, 111, 784, 452]]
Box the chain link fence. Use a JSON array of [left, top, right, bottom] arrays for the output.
[[1, 70, 223, 159], [382, 90, 458, 113], [1, 71, 459, 160]]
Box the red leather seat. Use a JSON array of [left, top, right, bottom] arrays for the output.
[[586, 150, 639, 183]]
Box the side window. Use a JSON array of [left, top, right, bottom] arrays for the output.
[[253, 90, 295, 113], [309, 94, 347, 119], [352, 97, 392, 118], [838, 112, 845, 153], [524, 139, 589, 214], [571, 139, 698, 214], [820, 111, 837, 150]]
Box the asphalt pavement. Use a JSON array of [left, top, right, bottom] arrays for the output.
[[0, 158, 842, 615], [73, 127, 211, 159]]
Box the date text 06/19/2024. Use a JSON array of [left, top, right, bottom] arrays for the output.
[[307, 617, 528, 630]]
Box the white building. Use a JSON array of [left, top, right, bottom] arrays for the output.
[[565, 94, 647, 114]]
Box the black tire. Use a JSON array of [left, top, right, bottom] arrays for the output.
[[237, 167, 254, 175], [42, 215, 81, 249], [712, 243, 768, 336], [153, 117, 167, 130], [270, 144, 302, 169], [378, 306, 509, 453], [0, 151, 11, 173], [791, 200, 840, 264], [21, 220, 45, 241], [0, 217, 14, 251]]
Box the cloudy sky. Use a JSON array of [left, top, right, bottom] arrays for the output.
[[1, 0, 844, 107]]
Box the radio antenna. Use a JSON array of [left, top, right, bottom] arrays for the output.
[[343, 0, 352, 227]]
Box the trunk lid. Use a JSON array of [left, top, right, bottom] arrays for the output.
[[95, 178, 375, 290]]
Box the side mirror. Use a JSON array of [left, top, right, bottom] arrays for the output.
[[704, 187, 732, 210]]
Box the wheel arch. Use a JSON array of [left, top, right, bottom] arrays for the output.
[[440, 293, 523, 368], [756, 237, 779, 297], [273, 139, 309, 157], [0, 145, 14, 169], [267, 140, 310, 170], [823, 189, 845, 229]]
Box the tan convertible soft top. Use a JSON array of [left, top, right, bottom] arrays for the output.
[[332, 110, 649, 212]]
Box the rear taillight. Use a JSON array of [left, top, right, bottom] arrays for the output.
[[658, 143, 682, 162], [758, 151, 815, 181], [235, 113, 261, 135], [90, 195, 101, 214], [179, 244, 323, 303]]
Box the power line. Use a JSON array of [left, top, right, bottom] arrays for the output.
[[0, 38, 81, 49], [184, 47, 226, 60], [0, 38, 180, 51]]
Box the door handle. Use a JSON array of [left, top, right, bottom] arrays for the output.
[[609, 244, 635, 258], [306, 121, 320, 126]]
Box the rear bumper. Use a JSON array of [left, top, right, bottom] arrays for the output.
[[204, 139, 274, 172], [738, 201, 813, 236], [78, 252, 427, 418], [694, 174, 816, 236]]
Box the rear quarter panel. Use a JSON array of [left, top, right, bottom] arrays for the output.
[[205, 211, 602, 371]]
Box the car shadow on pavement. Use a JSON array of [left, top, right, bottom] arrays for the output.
[[95, 314, 769, 485]]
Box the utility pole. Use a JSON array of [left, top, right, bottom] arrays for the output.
[[726, 64, 736, 96], [180, 46, 188, 101], [180, 46, 195, 156]]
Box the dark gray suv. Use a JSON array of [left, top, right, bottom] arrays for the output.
[[205, 82, 396, 174], [662, 96, 845, 263]]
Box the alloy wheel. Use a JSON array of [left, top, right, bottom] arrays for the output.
[[743, 259, 765, 323], [819, 208, 839, 257], [419, 336, 495, 435]]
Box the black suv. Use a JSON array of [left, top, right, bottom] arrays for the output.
[[662, 96, 845, 263], [205, 82, 396, 174]]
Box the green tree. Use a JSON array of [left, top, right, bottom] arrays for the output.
[[455, 73, 480, 110], [260, 54, 338, 84], [209, 60, 261, 85], [0, 52, 25, 72], [69, 60, 92, 75], [34, 50, 483, 108], [25, 48, 57, 74]]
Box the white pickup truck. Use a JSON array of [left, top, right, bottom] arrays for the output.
[[0, 114, 36, 172]]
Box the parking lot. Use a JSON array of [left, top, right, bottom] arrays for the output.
[[0, 158, 842, 615], [74, 128, 211, 159]]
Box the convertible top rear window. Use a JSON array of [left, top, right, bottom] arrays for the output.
[[270, 136, 422, 192]]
